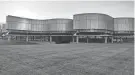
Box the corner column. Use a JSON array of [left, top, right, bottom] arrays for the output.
[[111, 36, 114, 43], [26, 35, 29, 42], [105, 36, 108, 43], [76, 36, 79, 43], [50, 35, 52, 43], [72, 36, 74, 43], [86, 36, 89, 43]]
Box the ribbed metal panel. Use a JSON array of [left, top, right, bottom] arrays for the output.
[[7, 16, 29, 30], [6, 15, 73, 32], [114, 18, 134, 32], [48, 19, 73, 31], [6, 15, 48, 31], [73, 13, 114, 31]]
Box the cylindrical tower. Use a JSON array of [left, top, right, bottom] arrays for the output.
[[73, 13, 114, 43]]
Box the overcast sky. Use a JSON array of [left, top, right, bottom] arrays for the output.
[[0, 1, 134, 23]]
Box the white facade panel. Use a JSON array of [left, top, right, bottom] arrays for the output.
[[114, 18, 134, 32], [6, 15, 49, 31]]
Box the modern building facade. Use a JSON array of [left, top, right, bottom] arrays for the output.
[[3, 13, 134, 43], [6, 15, 75, 43], [73, 13, 114, 43]]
